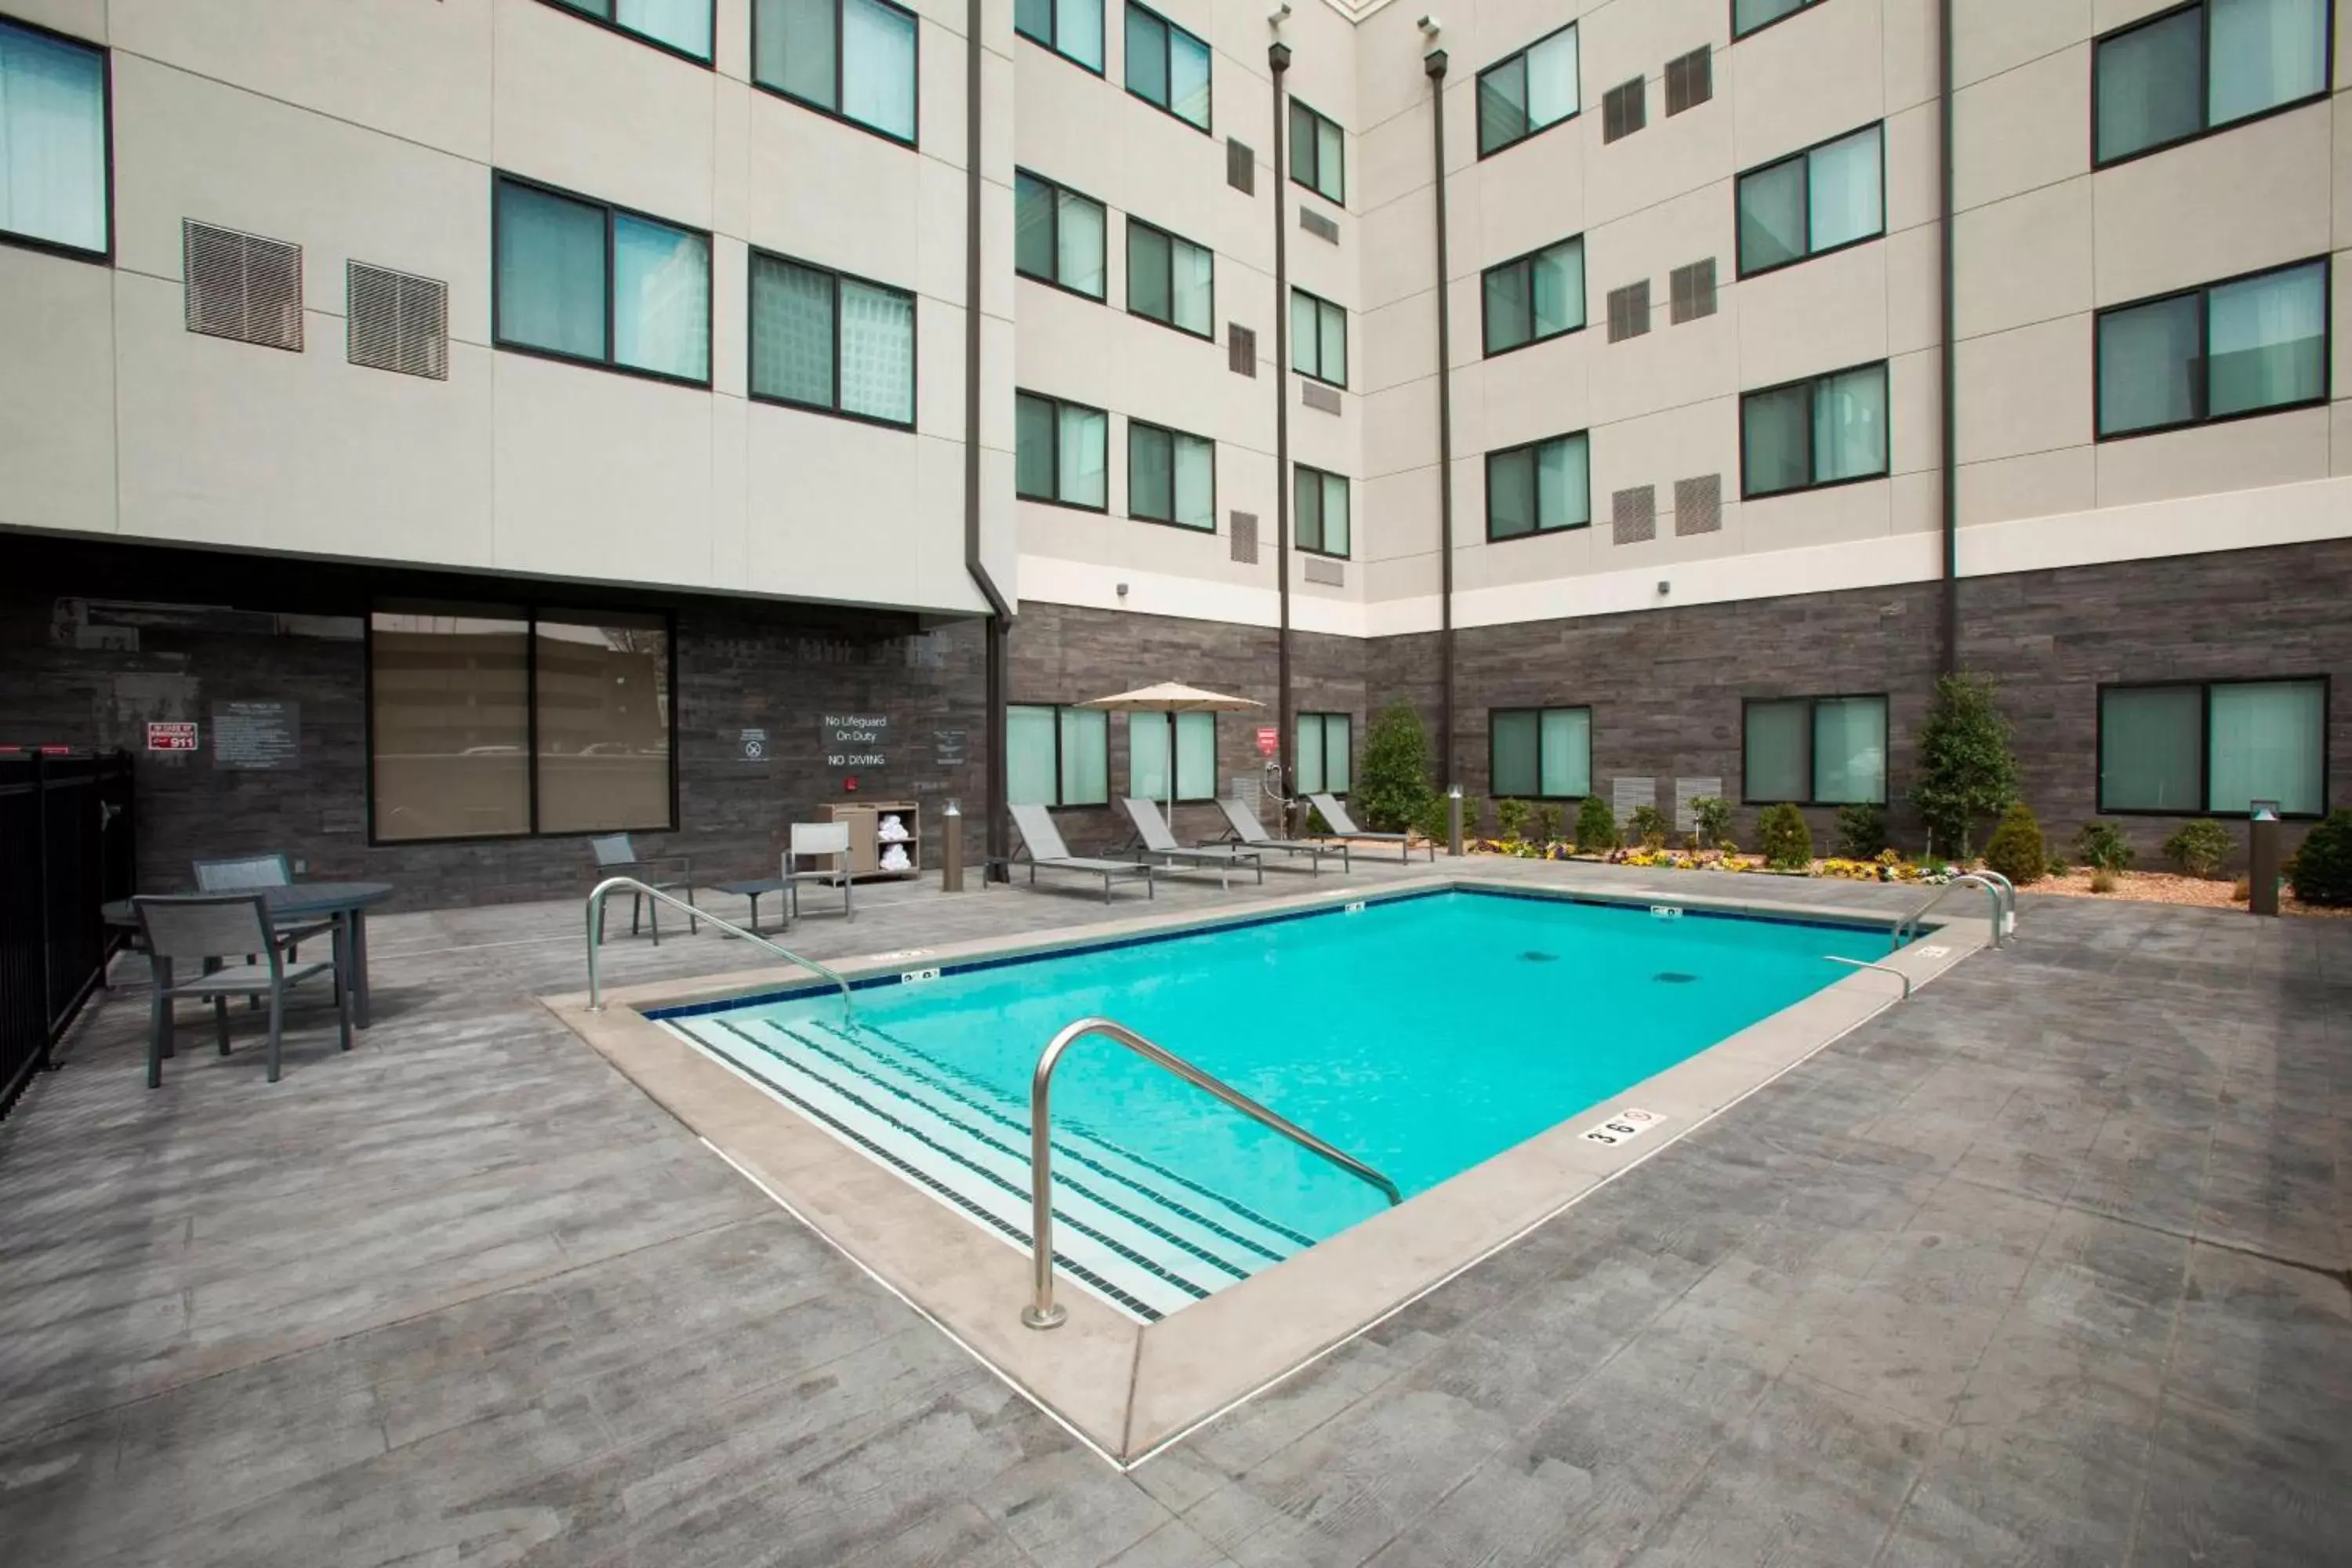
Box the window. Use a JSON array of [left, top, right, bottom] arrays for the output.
[[1016, 0, 1105, 73], [1478, 24, 1579, 157], [1483, 236, 1584, 355], [750, 251, 915, 427], [1131, 711, 1217, 802], [1737, 123, 1883, 277], [1290, 288, 1346, 385], [1733, 0, 1827, 39], [1293, 465, 1349, 556], [1669, 259, 1718, 324], [2096, 258, 2328, 438], [1290, 100, 1345, 202], [1296, 713, 1351, 794], [1015, 390, 1109, 508], [1744, 695, 1887, 806], [1664, 45, 1712, 114], [1740, 361, 1888, 499], [1486, 433, 1591, 539], [1490, 708, 1592, 799], [2095, 0, 2330, 165], [2100, 679, 2327, 816], [543, 0, 713, 62], [753, 0, 918, 144], [1130, 420, 1214, 529], [1602, 77, 1646, 143], [1014, 170, 1107, 299], [369, 607, 673, 842], [0, 17, 109, 259], [1126, 3, 1210, 130], [1007, 704, 1109, 806], [1127, 217, 1213, 337], [493, 176, 711, 385]]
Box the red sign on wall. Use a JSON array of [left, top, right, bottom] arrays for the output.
[[1255, 726, 1278, 756], [147, 721, 199, 753]]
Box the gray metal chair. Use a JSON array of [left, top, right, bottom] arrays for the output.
[[782, 821, 853, 929], [1308, 793, 1434, 863], [192, 852, 332, 1002], [134, 893, 350, 1087], [1008, 804, 1155, 902], [590, 833, 698, 945], [1120, 798, 1263, 888]]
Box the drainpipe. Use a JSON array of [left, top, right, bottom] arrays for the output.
[[967, 0, 1014, 877], [1270, 41, 1294, 811], [1426, 48, 1455, 789], [1937, 0, 1958, 676]]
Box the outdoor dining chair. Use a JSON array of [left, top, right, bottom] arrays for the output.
[[192, 852, 333, 1002], [133, 893, 350, 1087], [783, 821, 854, 928], [590, 833, 699, 945]]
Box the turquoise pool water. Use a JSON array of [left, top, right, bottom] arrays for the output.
[[663, 891, 1888, 1247]]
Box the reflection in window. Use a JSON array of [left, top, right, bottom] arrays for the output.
[[1741, 362, 1888, 498], [495, 177, 710, 384], [2095, 0, 2328, 165], [1736, 124, 1882, 277], [1477, 25, 1578, 156], [2097, 260, 2328, 437], [753, 0, 920, 143], [0, 19, 109, 256], [535, 614, 673, 834], [1483, 236, 1584, 355]]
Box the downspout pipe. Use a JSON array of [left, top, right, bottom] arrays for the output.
[[1937, 0, 1958, 676], [1270, 42, 1294, 812], [1426, 49, 1455, 790], [967, 0, 1014, 877]]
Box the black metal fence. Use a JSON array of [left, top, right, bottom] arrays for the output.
[[2, 750, 136, 1120]]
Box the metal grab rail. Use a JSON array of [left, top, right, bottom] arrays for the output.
[[1971, 869, 2017, 936], [1022, 1016, 1401, 1330], [1893, 872, 2009, 952], [584, 877, 855, 1021], [1824, 955, 1914, 1000]]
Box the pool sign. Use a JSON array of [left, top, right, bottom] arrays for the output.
[[1255, 725, 1278, 756], [1581, 1107, 1666, 1148], [146, 721, 198, 753]]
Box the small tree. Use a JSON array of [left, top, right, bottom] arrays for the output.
[[1628, 804, 1669, 848], [1533, 804, 1565, 844], [1690, 795, 1734, 851], [1354, 702, 1435, 833], [1835, 804, 1888, 860], [1495, 797, 1532, 842], [1757, 804, 1813, 869], [1981, 802, 2046, 886], [2288, 810, 2352, 906], [2161, 819, 2233, 879], [1910, 672, 2020, 860], [1573, 794, 1618, 854]]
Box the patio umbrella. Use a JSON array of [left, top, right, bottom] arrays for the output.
[[1076, 683, 1264, 822]]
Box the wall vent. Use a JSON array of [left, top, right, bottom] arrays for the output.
[[1675, 474, 1723, 535], [1228, 322, 1258, 376], [1230, 510, 1259, 563], [1613, 777, 1658, 822], [347, 261, 449, 380], [1226, 138, 1256, 194], [1301, 379, 1341, 414], [1602, 78, 1646, 143], [1606, 280, 1651, 343], [1299, 207, 1340, 244], [1303, 555, 1345, 586], [183, 220, 303, 352], [1612, 485, 1657, 545], [1669, 258, 1718, 324], [1665, 46, 1713, 116]]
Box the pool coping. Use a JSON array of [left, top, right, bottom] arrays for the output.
[[541, 877, 1990, 1467]]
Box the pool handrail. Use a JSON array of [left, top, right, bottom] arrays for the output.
[[1894, 872, 2010, 953], [1021, 1015, 1402, 1330], [1824, 954, 1914, 1000], [584, 876, 855, 1022]]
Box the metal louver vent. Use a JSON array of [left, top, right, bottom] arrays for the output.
[[1229, 322, 1258, 376], [347, 261, 449, 380], [1612, 485, 1657, 545], [1300, 207, 1340, 244], [1665, 47, 1713, 116], [1602, 78, 1646, 143], [183, 220, 303, 352], [1669, 259, 1718, 324], [1304, 555, 1345, 586], [1675, 474, 1723, 535], [1301, 380, 1341, 414], [1230, 510, 1259, 563], [1606, 281, 1651, 343], [1226, 138, 1256, 194]]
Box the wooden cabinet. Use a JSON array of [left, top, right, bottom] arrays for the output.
[[820, 800, 920, 880]]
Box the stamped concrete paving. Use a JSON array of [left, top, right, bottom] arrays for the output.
[[2, 862, 2346, 1566]]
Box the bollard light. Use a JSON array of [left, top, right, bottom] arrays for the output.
[[1447, 783, 1465, 858], [942, 799, 965, 893], [2248, 800, 2280, 917]]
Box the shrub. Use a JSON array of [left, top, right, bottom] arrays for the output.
[[1910, 672, 2020, 860], [1980, 802, 2046, 886], [1573, 794, 1619, 854], [2073, 820, 2134, 873], [1628, 804, 1670, 849], [2161, 819, 2234, 879], [2046, 853, 2071, 878], [1354, 702, 1436, 833], [1690, 795, 1734, 851], [2089, 868, 2119, 894], [1495, 797, 1532, 843], [1410, 792, 1451, 847], [2288, 810, 2352, 906], [1757, 804, 1813, 869], [1835, 803, 1888, 860], [1534, 804, 1565, 844], [2231, 877, 2252, 903]]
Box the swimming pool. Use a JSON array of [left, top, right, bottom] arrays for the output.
[[655, 888, 1893, 1322]]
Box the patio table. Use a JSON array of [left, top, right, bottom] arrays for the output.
[[105, 881, 394, 1029]]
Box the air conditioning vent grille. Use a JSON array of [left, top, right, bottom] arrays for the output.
[[183, 220, 304, 352], [347, 261, 449, 380]]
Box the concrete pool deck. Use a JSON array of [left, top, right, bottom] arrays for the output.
[[1, 858, 2347, 1564]]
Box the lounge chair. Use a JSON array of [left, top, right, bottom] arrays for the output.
[[1119, 798, 1264, 889], [1216, 797, 1348, 875], [1307, 793, 1434, 863], [1008, 804, 1156, 903]]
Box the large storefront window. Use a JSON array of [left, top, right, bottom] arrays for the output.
[[369, 607, 673, 842]]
